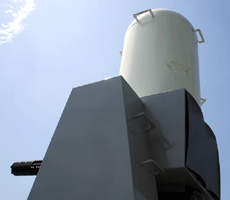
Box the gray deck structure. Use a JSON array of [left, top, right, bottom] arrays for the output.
[[27, 76, 220, 200]]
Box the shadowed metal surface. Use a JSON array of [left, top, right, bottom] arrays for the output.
[[141, 88, 220, 199], [186, 92, 220, 199]]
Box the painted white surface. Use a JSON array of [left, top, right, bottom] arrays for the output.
[[120, 9, 201, 106]]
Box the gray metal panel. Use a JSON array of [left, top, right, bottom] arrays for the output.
[[204, 123, 220, 199], [141, 89, 186, 169], [134, 189, 148, 200], [185, 91, 220, 199], [121, 78, 158, 200], [140, 88, 220, 199], [28, 76, 158, 200], [28, 76, 135, 200]]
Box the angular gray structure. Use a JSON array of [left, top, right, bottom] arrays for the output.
[[186, 92, 220, 199], [28, 76, 158, 200], [27, 76, 220, 200], [142, 89, 220, 199]]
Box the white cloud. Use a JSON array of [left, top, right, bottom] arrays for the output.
[[8, 5, 14, 9], [5, 9, 13, 14], [0, 0, 35, 45], [1, 24, 7, 28], [12, 12, 18, 17]]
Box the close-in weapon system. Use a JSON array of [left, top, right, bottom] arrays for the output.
[[11, 9, 220, 200]]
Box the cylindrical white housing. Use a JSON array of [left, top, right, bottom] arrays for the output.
[[120, 8, 201, 106]]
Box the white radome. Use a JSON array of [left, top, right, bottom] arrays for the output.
[[120, 8, 204, 106]]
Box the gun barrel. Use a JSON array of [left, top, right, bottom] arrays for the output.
[[11, 160, 42, 176]]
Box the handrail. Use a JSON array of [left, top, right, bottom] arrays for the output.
[[193, 29, 205, 43], [133, 9, 154, 22]]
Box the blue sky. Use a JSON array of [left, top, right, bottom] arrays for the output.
[[0, 0, 229, 199]]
